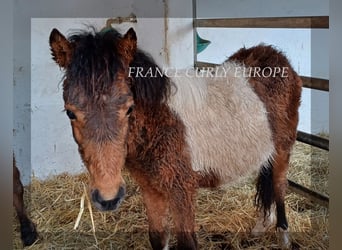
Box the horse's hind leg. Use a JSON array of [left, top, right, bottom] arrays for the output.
[[253, 150, 291, 248], [252, 203, 276, 236], [272, 150, 291, 248], [13, 162, 38, 246], [252, 159, 276, 236]]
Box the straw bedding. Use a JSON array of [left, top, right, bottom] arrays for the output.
[[13, 141, 328, 249]]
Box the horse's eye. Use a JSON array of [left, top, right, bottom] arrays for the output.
[[66, 110, 77, 120], [126, 105, 134, 116]]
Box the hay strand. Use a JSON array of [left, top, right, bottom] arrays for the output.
[[73, 190, 85, 230], [83, 182, 98, 245]]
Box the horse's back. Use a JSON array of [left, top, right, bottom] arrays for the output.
[[228, 45, 302, 151], [168, 63, 275, 184]]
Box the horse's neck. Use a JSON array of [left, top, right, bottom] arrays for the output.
[[126, 103, 159, 158], [126, 102, 182, 160]]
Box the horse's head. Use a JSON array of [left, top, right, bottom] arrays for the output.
[[49, 27, 137, 211]]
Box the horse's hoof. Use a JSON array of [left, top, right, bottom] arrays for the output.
[[276, 227, 291, 249], [251, 211, 276, 236], [21, 221, 38, 246]]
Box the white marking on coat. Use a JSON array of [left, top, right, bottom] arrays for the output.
[[168, 62, 274, 184], [251, 204, 276, 235]]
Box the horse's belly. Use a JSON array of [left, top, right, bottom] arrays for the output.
[[168, 65, 275, 184]]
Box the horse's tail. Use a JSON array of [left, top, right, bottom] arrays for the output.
[[255, 159, 274, 216]]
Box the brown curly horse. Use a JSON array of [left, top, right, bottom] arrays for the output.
[[49, 27, 301, 249]]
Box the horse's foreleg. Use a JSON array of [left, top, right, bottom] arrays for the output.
[[169, 187, 198, 250], [141, 186, 170, 250]]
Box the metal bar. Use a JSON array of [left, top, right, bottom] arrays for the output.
[[296, 131, 329, 151], [195, 16, 329, 29], [288, 179, 329, 208], [192, 0, 198, 67], [301, 76, 329, 91]]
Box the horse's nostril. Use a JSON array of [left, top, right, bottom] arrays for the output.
[[91, 187, 126, 211], [117, 185, 126, 198], [91, 189, 102, 204]]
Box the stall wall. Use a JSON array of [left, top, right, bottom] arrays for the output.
[[14, 0, 328, 183]]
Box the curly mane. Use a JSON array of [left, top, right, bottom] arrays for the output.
[[64, 27, 172, 107]]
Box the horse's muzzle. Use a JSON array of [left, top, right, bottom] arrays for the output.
[[91, 186, 126, 211]]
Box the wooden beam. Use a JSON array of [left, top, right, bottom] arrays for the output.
[[194, 61, 219, 68], [296, 131, 329, 151], [301, 76, 329, 91], [288, 180, 329, 208], [195, 16, 329, 29]]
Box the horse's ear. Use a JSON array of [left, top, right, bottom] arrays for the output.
[[49, 28, 73, 68], [118, 28, 137, 66]]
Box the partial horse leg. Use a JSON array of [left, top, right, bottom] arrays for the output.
[[251, 203, 276, 236], [169, 187, 197, 250], [252, 159, 276, 236], [13, 162, 38, 246], [140, 185, 170, 250], [252, 150, 291, 248]]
